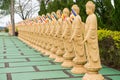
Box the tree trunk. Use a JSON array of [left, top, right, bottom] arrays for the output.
[[11, 0, 15, 36]]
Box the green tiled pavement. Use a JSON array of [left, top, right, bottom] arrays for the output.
[[107, 76, 120, 80], [9, 61, 51, 67], [12, 71, 69, 80], [6, 55, 42, 59], [0, 59, 27, 63], [37, 65, 67, 71], [100, 68, 120, 75], [0, 67, 34, 74], [0, 63, 5, 67], [0, 74, 7, 80], [0, 32, 120, 80]]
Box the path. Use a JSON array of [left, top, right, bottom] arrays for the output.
[[0, 32, 120, 80]]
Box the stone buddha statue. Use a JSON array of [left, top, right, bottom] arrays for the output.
[[49, 12, 58, 59], [44, 13, 53, 56], [70, 4, 87, 74], [39, 15, 47, 53], [54, 10, 65, 62], [82, 1, 104, 80], [61, 8, 75, 68]]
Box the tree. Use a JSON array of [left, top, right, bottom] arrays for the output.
[[15, 0, 39, 20], [38, 0, 46, 15], [0, 0, 11, 18], [46, 0, 61, 13], [10, 0, 15, 36], [112, 0, 120, 30]]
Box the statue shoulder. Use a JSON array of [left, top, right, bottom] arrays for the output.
[[74, 15, 81, 22]]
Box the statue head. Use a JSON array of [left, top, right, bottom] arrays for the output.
[[46, 13, 51, 20], [63, 8, 70, 17], [86, 1, 95, 15], [72, 4, 80, 15], [51, 12, 57, 22], [56, 10, 62, 19]]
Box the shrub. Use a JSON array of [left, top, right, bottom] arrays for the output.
[[4, 27, 9, 32], [98, 30, 120, 69]]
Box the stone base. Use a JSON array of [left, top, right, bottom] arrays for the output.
[[71, 64, 86, 74], [61, 60, 74, 68], [82, 73, 104, 80], [44, 51, 51, 56], [54, 56, 64, 63], [49, 54, 56, 59]]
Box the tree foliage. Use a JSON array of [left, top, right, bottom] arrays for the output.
[[38, 0, 46, 15], [0, 0, 11, 10]]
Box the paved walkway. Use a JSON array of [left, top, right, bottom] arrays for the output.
[[0, 32, 120, 80]]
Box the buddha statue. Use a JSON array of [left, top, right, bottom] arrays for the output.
[[38, 15, 47, 53], [54, 10, 65, 62], [49, 12, 58, 59], [70, 4, 87, 74], [82, 1, 104, 80], [41, 13, 51, 55], [61, 8, 75, 68]]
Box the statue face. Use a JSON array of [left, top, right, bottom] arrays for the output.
[[63, 8, 69, 17], [63, 11, 68, 17], [86, 7, 93, 15], [57, 12, 61, 19]]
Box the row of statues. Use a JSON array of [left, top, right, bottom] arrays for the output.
[[10, 1, 104, 80]]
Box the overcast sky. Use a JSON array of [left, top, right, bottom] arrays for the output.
[[0, 0, 39, 27]]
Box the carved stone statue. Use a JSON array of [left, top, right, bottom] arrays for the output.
[[61, 8, 75, 68], [49, 12, 58, 59], [44, 13, 53, 56], [70, 4, 87, 74], [54, 10, 65, 62], [82, 1, 104, 80]]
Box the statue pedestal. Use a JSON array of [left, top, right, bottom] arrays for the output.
[[71, 64, 86, 74], [61, 59, 74, 68], [49, 54, 56, 59], [44, 51, 51, 56], [54, 56, 64, 62], [49, 46, 57, 59], [54, 48, 64, 62], [82, 72, 104, 80]]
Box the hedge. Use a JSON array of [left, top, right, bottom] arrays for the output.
[[98, 30, 120, 69]]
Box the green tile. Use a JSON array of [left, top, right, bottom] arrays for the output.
[[9, 61, 51, 67], [29, 57, 51, 61], [7, 55, 42, 58], [100, 68, 120, 75], [6, 51, 20, 53], [37, 65, 67, 71], [0, 59, 26, 63], [12, 71, 69, 80], [52, 78, 82, 80], [0, 54, 21, 56], [0, 63, 4, 67], [21, 52, 38, 54], [0, 56, 3, 59], [66, 70, 84, 77], [22, 53, 41, 55], [0, 67, 34, 73], [6, 50, 19, 52], [107, 75, 120, 80]]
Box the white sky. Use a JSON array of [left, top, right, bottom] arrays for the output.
[[0, 0, 39, 27]]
